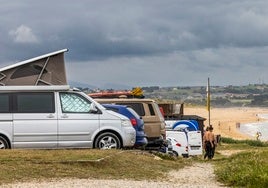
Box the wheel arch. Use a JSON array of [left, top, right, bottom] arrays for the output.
[[0, 133, 11, 149], [93, 129, 123, 148]]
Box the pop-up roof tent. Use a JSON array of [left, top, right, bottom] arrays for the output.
[[0, 49, 68, 86]]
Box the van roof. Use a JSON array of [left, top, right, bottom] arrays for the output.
[[0, 85, 71, 91]]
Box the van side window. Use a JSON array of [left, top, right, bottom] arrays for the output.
[[10, 64, 48, 79], [148, 104, 155, 116], [60, 93, 91, 113], [16, 93, 54, 113], [0, 94, 10, 113]]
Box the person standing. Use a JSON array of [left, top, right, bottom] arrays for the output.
[[256, 131, 262, 140], [203, 126, 215, 159], [203, 127, 209, 159]]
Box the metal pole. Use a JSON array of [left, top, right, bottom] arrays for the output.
[[207, 77, 211, 126]]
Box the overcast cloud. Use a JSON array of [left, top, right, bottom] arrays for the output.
[[1, 0, 268, 88]]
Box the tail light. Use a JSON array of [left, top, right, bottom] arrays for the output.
[[130, 118, 137, 126], [176, 143, 181, 147]]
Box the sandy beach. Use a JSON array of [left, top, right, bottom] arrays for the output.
[[184, 106, 268, 140]]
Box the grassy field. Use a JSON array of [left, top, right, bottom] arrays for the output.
[[213, 139, 268, 187], [0, 149, 191, 185], [1, 140, 268, 187]]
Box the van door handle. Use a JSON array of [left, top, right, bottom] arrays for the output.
[[61, 114, 68, 118], [47, 114, 54, 118]]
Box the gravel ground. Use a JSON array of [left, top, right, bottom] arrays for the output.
[[1, 163, 228, 188]]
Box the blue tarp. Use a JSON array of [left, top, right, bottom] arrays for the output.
[[172, 120, 199, 131]]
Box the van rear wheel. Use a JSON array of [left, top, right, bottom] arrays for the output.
[[95, 132, 121, 149], [0, 136, 9, 149]]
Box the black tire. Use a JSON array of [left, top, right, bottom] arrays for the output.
[[172, 150, 179, 157], [94, 132, 121, 149], [182, 153, 189, 158], [0, 136, 9, 149]]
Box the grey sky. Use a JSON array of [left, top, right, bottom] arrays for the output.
[[1, 0, 268, 88]]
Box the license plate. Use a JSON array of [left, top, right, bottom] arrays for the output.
[[190, 146, 200, 150]]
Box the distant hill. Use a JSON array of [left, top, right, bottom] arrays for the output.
[[68, 81, 132, 90], [68, 81, 97, 89], [102, 83, 132, 90]]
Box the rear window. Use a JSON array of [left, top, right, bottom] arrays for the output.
[[0, 94, 10, 113], [116, 103, 145, 116]]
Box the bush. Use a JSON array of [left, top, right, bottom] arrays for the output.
[[221, 137, 268, 147]]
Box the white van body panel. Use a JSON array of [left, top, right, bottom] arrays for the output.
[[187, 131, 203, 156], [13, 113, 58, 148], [0, 114, 13, 144]]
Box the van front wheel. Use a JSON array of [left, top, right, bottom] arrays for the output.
[[94, 132, 121, 149], [0, 136, 9, 149]]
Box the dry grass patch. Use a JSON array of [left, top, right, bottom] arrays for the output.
[[0, 149, 190, 185]]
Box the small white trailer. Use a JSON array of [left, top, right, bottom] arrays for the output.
[[166, 128, 203, 157]]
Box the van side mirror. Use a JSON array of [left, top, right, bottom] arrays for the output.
[[89, 103, 99, 114]]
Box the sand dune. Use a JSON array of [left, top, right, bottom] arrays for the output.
[[184, 107, 268, 139]]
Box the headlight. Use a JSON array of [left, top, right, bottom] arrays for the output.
[[121, 119, 132, 127]]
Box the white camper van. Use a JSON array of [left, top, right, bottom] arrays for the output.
[[0, 85, 136, 149]]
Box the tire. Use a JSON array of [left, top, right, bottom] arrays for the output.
[[94, 132, 121, 149], [182, 153, 189, 158], [0, 136, 9, 149], [172, 150, 179, 157]]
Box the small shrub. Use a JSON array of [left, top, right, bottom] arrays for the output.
[[221, 137, 268, 147], [221, 137, 239, 144], [151, 151, 177, 161]]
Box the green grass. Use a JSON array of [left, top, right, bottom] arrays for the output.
[[0, 149, 191, 185], [214, 140, 268, 187], [214, 150, 268, 187]]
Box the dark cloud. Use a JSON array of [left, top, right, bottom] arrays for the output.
[[1, 0, 268, 87]]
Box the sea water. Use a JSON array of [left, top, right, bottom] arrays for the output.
[[239, 114, 268, 141]]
